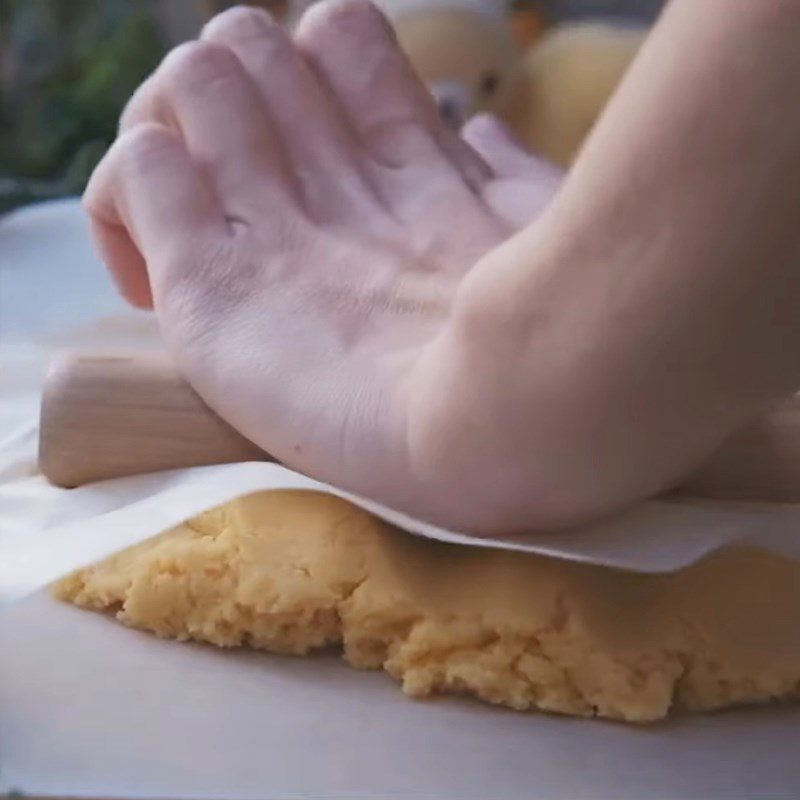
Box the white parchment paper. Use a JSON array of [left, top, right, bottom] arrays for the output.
[[2, 199, 800, 800]]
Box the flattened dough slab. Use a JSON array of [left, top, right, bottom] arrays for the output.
[[55, 491, 800, 722]]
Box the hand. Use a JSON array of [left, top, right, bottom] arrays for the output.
[[84, 1, 563, 529]]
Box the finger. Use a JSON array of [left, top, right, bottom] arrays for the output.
[[463, 114, 563, 227], [201, 5, 384, 226], [103, 69, 202, 309], [119, 71, 160, 134], [295, 0, 488, 187], [462, 114, 563, 180], [84, 123, 227, 303], [89, 217, 154, 309], [121, 40, 300, 223]]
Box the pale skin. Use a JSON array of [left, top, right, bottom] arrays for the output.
[[85, 0, 800, 533]]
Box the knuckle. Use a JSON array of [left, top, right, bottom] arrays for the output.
[[123, 122, 172, 156], [161, 40, 241, 93], [118, 79, 155, 133], [118, 123, 175, 174], [207, 7, 293, 68], [299, 0, 392, 43], [203, 4, 276, 42]]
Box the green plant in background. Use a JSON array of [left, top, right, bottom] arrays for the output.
[[0, 0, 166, 213]]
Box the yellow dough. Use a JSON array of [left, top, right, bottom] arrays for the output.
[[502, 22, 645, 167], [55, 491, 800, 723]]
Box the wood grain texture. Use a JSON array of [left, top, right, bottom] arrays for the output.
[[39, 352, 265, 487]]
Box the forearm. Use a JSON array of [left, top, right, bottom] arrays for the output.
[[413, 0, 800, 531]]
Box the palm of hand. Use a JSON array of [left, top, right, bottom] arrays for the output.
[[85, 0, 562, 520]]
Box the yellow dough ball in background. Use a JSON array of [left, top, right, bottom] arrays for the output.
[[501, 21, 646, 166], [393, 6, 522, 128], [363, 0, 523, 129], [370, 2, 646, 167], [289, 1, 645, 167]]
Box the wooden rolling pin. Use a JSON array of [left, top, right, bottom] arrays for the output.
[[39, 353, 265, 487], [39, 352, 800, 504]]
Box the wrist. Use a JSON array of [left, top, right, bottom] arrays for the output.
[[403, 327, 530, 534], [404, 242, 597, 534]]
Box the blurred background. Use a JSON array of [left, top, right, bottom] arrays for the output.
[[0, 0, 665, 214]]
